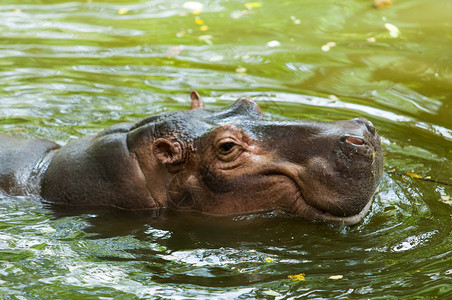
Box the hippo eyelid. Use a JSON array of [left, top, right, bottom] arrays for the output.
[[215, 137, 244, 161], [215, 137, 239, 153]]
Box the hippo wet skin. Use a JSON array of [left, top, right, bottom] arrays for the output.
[[0, 92, 383, 225]]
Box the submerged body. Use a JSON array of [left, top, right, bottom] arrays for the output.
[[0, 92, 383, 225]]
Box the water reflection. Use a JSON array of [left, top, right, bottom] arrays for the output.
[[0, 0, 451, 298]]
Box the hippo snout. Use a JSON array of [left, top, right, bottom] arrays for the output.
[[325, 118, 383, 219], [262, 117, 383, 224]]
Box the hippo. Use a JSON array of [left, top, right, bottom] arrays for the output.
[[0, 92, 383, 225]]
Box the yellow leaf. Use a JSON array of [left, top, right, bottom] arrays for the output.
[[374, 0, 392, 9], [264, 257, 274, 263], [328, 275, 344, 280], [288, 273, 305, 281], [245, 2, 263, 9], [200, 25, 208, 31], [195, 17, 203, 25], [406, 172, 422, 179], [118, 8, 128, 15]]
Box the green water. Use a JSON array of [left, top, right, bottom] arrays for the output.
[[0, 0, 451, 298]]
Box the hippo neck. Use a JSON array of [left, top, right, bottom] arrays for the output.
[[28, 148, 59, 195]]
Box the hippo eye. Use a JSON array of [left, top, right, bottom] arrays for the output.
[[219, 142, 236, 153], [216, 139, 243, 161]]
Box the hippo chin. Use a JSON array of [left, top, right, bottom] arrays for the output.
[[0, 92, 383, 225]]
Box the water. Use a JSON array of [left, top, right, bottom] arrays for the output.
[[0, 0, 451, 298]]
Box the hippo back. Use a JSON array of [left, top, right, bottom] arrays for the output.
[[0, 135, 60, 195]]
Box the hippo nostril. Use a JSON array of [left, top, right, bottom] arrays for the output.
[[345, 136, 365, 146]]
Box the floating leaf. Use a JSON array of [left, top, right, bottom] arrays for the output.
[[328, 275, 344, 280], [183, 1, 204, 11], [118, 8, 128, 15], [290, 16, 301, 24], [264, 257, 274, 263], [231, 11, 243, 19], [266, 40, 281, 48], [165, 46, 183, 57], [441, 195, 451, 203], [198, 35, 213, 45], [209, 55, 224, 62], [176, 29, 186, 38], [321, 42, 336, 52], [373, 0, 392, 9], [406, 172, 422, 179], [385, 23, 400, 38], [263, 290, 282, 297], [38, 227, 56, 233], [195, 17, 204, 25], [245, 2, 263, 9], [288, 273, 305, 281], [198, 35, 213, 40], [328, 95, 339, 101], [235, 66, 247, 74], [321, 45, 330, 52]]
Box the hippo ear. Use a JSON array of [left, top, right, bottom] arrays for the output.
[[190, 90, 204, 110], [152, 138, 184, 170]]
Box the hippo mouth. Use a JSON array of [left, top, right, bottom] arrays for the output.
[[293, 187, 374, 226], [312, 198, 373, 225], [282, 174, 374, 226]]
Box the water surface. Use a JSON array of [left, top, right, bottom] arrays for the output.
[[0, 0, 451, 298]]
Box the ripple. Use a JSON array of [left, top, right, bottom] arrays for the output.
[[0, 0, 451, 298]]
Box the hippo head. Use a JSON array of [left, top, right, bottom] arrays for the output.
[[127, 92, 383, 225]]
